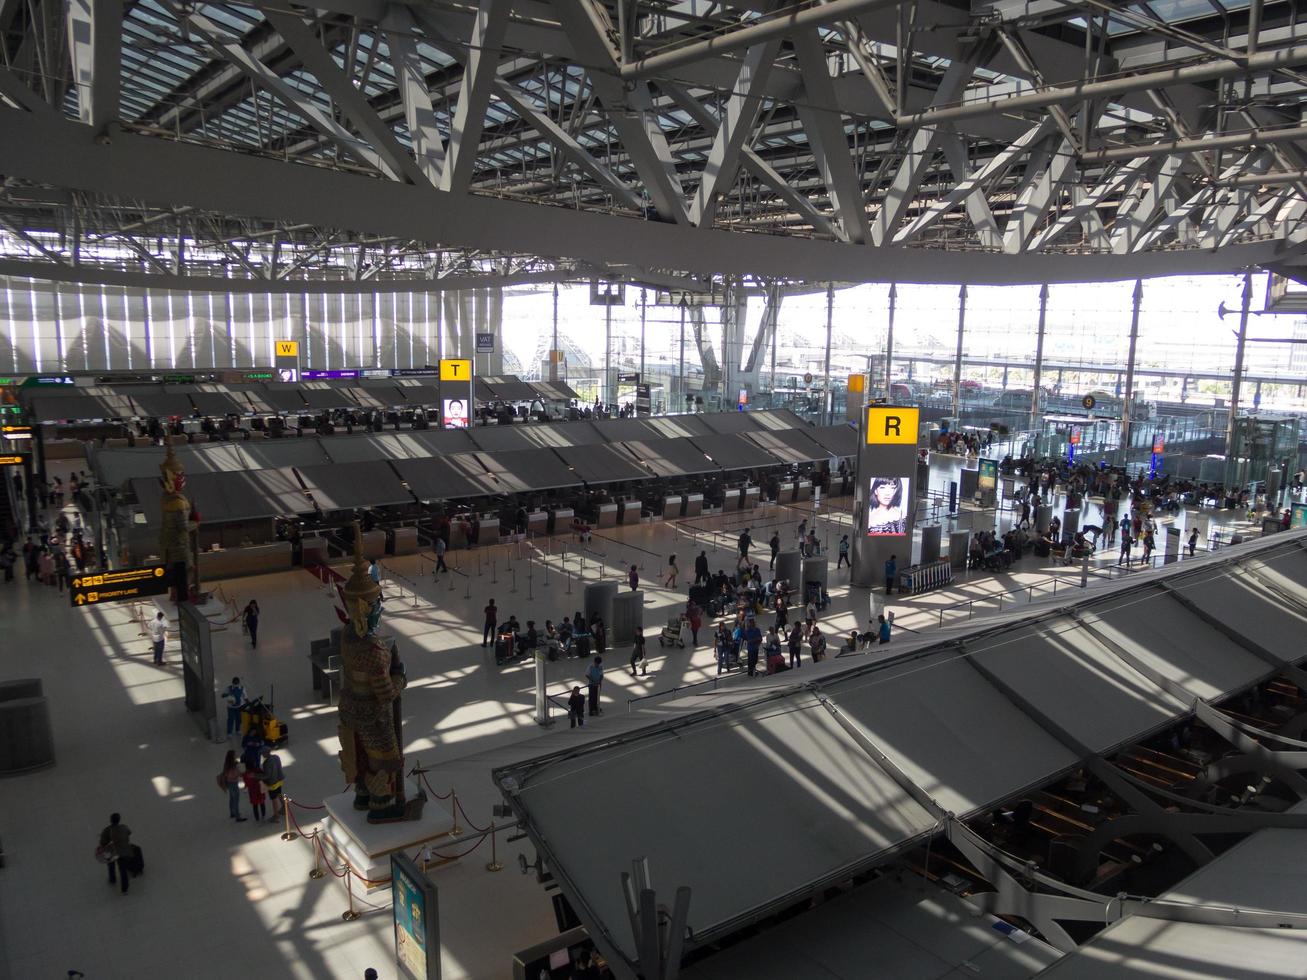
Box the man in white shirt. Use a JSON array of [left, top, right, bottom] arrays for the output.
[[148, 612, 167, 665]]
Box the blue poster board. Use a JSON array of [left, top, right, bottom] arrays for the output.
[[392, 853, 440, 980]]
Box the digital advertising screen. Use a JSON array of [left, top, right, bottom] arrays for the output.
[[977, 458, 997, 491], [442, 398, 469, 429], [1292, 502, 1307, 530], [866, 476, 910, 536]]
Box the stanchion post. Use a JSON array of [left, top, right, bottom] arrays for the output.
[[341, 868, 360, 921], [464, 573, 471, 600], [566, 569, 572, 595], [491, 559, 498, 584], [449, 789, 462, 838], [281, 798, 298, 841], [528, 567, 534, 600], [485, 821, 503, 872], [309, 832, 325, 879], [510, 567, 517, 594]]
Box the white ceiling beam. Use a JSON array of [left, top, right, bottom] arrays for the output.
[[1028, 157, 1151, 252], [260, 5, 431, 187], [872, 57, 979, 246], [690, 37, 782, 227], [1111, 155, 1185, 254], [793, 28, 869, 244], [896, 121, 1051, 245], [438, 0, 510, 193], [558, 1, 689, 224], [1002, 137, 1078, 254], [384, 10, 446, 185], [662, 83, 837, 238], [170, 5, 396, 179], [4, 107, 1300, 283], [65, 0, 120, 130]]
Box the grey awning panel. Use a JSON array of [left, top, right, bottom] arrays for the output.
[[260, 387, 309, 412], [295, 460, 412, 510], [129, 393, 195, 417], [807, 423, 858, 457], [699, 411, 762, 434], [508, 691, 938, 961], [553, 444, 649, 484], [691, 432, 778, 470], [189, 391, 246, 415], [390, 456, 486, 501], [481, 448, 581, 491], [297, 385, 354, 409], [743, 427, 829, 463], [616, 437, 719, 477], [968, 618, 1187, 754]]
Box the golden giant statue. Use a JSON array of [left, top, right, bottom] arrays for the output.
[[158, 443, 196, 599], [337, 524, 426, 823]]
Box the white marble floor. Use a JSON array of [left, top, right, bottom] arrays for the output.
[[0, 458, 1264, 980]]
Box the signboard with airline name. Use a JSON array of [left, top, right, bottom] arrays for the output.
[[70, 564, 169, 607]]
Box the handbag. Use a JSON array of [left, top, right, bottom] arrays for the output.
[[95, 843, 114, 864]]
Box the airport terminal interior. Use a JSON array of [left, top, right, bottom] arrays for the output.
[[10, 2, 1307, 978]]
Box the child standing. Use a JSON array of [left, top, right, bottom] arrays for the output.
[[242, 763, 267, 822]]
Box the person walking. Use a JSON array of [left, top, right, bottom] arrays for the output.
[[482, 599, 497, 647], [219, 750, 247, 822], [222, 676, 245, 739], [567, 686, 586, 728], [693, 550, 710, 586], [686, 600, 702, 646], [877, 614, 891, 645], [715, 622, 732, 674], [768, 532, 780, 570], [743, 617, 763, 677], [98, 813, 133, 894], [628, 564, 639, 592], [1188, 527, 1199, 557], [629, 631, 647, 676], [585, 657, 604, 717], [809, 624, 827, 663], [1119, 526, 1133, 566], [243, 762, 267, 822], [837, 535, 850, 568], [434, 535, 448, 574], [148, 611, 167, 665], [884, 555, 897, 595], [368, 558, 381, 585], [261, 745, 285, 823], [738, 527, 752, 559], [787, 620, 803, 669], [242, 600, 260, 649], [664, 553, 678, 589]]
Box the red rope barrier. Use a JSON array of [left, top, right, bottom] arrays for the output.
[[288, 798, 327, 811], [418, 772, 453, 800], [453, 796, 489, 834]]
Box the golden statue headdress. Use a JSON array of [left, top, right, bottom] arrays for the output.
[[340, 521, 381, 607]]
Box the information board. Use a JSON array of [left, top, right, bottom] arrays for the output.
[[978, 458, 997, 491], [392, 853, 440, 980], [69, 563, 168, 607]]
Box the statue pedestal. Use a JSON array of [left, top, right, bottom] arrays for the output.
[[320, 779, 456, 890]]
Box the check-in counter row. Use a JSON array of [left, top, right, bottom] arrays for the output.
[[654, 487, 760, 518]]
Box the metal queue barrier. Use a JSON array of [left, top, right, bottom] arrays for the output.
[[898, 558, 954, 595]]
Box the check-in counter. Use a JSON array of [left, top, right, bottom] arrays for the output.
[[795, 480, 812, 502], [449, 520, 468, 549], [479, 512, 501, 545], [550, 508, 574, 534], [527, 510, 549, 537], [743, 486, 761, 509], [301, 536, 328, 565], [721, 487, 741, 512], [779, 481, 796, 504], [391, 526, 419, 555], [199, 542, 292, 579], [684, 493, 704, 517], [361, 529, 387, 560], [659, 495, 682, 519], [596, 503, 618, 529], [619, 500, 642, 525]]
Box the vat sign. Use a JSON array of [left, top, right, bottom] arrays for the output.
[[475, 332, 495, 354]]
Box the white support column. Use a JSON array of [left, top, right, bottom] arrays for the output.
[[952, 285, 967, 419], [1119, 280, 1144, 466], [1225, 273, 1254, 483]]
